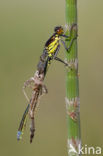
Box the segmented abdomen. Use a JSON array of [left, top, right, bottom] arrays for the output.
[[17, 104, 30, 140]]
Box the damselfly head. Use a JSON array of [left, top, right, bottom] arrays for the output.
[[54, 26, 64, 35]]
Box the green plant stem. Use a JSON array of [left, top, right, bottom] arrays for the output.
[[65, 0, 81, 156]]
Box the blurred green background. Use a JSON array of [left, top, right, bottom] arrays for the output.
[[0, 0, 103, 156]]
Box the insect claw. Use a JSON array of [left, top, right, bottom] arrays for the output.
[[64, 58, 78, 71]]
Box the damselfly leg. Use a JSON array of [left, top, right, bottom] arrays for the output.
[[22, 77, 35, 102]]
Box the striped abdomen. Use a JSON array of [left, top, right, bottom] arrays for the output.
[[17, 104, 30, 140]]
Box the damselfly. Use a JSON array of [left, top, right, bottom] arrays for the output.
[[17, 24, 77, 143]]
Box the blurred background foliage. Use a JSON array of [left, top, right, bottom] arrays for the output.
[[0, 0, 103, 156]]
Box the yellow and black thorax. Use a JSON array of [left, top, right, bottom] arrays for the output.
[[37, 33, 60, 76], [45, 33, 60, 57]]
